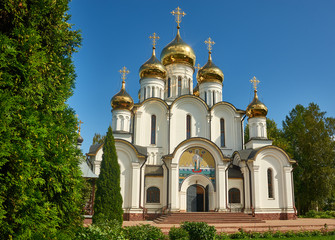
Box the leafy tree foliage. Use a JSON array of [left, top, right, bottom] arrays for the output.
[[282, 103, 335, 214], [92, 133, 106, 145], [0, 0, 83, 238], [93, 126, 123, 224]]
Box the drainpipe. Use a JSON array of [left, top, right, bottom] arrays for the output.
[[245, 160, 255, 217], [162, 158, 169, 210], [241, 115, 246, 150], [168, 108, 171, 154], [139, 155, 148, 218]]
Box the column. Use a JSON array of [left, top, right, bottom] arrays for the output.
[[170, 162, 179, 211], [253, 165, 260, 210], [217, 164, 226, 210], [131, 162, 141, 209]]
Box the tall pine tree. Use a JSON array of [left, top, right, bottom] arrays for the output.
[[93, 126, 123, 224], [0, 1, 84, 238]]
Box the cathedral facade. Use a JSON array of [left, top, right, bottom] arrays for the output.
[[87, 7, 296, 220]]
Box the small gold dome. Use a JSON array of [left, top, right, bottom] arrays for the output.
[[139, 48, 167, 80], [246, 90, 268, 118], [193, 83, 199, 97], [111, 81, 134, 111], [197, 53, 224, 84], [160, 29, 196, 67]]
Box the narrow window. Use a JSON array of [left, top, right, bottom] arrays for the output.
[[144, 88, 146, 100], [188, 78, 191, 94], [168, 78, 171, 97], [220, 118, 225, 147], [152, 86, 155, 97], [178, 76, 182, 96], [268, 169, 273, 198], [146, 187, 160, 203], [151, 115, 156, 144], [213, 91, 216, 105], [186, 115, 191, 139], [229, 188, 241, 203], [204, 92, 207, 104]]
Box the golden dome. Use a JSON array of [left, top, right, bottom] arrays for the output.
[[111, 81, 134, 111], [246, 90, 268, 118], [197, 53, 224, 84], [160, 29, 196, 67], [139, 48, 167, 80], [193, 83, 199, 97]]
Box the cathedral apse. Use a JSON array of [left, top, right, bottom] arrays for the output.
[[179, 147, 216, 189]]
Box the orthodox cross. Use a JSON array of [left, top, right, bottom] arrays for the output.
[[78, 120, 83, 135], [119, 66, 130, 82], [149, 33, 160, 49], [205, 37, 215, 52], [194, 63, 201, 72], [171, 6, 186, 28], [250, 76, 260, 91]]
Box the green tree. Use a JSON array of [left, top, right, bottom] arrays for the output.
[[0, 1, 83, 238], [92, 133, 106, 145], [93, 126, 123, 224], [282, 103, 335, 214]]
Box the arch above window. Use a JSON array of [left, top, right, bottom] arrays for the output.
[[146, 186, 160, 203]]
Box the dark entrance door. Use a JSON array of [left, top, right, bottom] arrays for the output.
[[187, 184, 206, 212]]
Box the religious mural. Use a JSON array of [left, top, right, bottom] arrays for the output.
[[179, 147, 216, 189]]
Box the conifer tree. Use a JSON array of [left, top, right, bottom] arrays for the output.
[[93, 126, 123, 224], [0, 1, 83, 238]]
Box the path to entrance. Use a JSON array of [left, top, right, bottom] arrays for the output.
[[123, 218, 335, 234]]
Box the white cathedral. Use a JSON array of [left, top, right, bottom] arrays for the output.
[[87, 7, 296, 221]]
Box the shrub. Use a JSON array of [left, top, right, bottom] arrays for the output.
[[169, 226, 189, 240], [124, 224, 165, 240], [181, 222, 216, 240]]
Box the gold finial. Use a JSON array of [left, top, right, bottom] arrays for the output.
[[171, 6, 186, 29], [205, 37, 215, 53], [250, 76, 260, 91], [194, 63, 201, 72], [119, 66, 130, 88], [149, 33, 160, 49], [78, 120, 83, 135]]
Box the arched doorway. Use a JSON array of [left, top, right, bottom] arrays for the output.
[[187, 184, 209, 212]]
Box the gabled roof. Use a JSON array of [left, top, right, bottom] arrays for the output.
[[80, 160, 98, 178]]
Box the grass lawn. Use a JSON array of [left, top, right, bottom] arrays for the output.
[[251, 237, 335, 240]]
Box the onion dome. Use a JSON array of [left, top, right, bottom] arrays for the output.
[[139, 33, 167, 80], [77, 135, 84, 144], [111, 67, 134, 111], [197, 38, 223, 84], [246, 90, 268, 118], [160, 29, 196, 67], [193, 83, 199, 97]]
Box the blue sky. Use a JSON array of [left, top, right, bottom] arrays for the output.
[[67, 0, 335, 153]]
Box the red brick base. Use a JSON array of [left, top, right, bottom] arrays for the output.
[[123, 213, 144, 221], [255, 213, 297, 220]]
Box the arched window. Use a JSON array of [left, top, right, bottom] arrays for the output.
[[213, 91, 216, 105], [168, 78, 171, 97], [267, 169, 274, 198], [152, 86, 155, 97], [178, 76, 182, 96], [186, 115, 191, 139], [204, 92, 207, 104], [143, 88, 146, 100], [228, 188, 241, 203], [220, 118, 225, 147], [146, 187, 160, 203], [151, 115, 156, 144]]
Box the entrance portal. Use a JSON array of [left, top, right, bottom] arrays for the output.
[[187, 184, 209, 212]]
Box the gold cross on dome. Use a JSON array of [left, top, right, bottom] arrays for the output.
[[149, 33, 160, 48], [250, 76, 260, 91], [119, 66, 130, 82], [205, 37, 215, 52], [194, 63, 201, 72], [171, 6, 186, 28], [78, 120, 83, 134]]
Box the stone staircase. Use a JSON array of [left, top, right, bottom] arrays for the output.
[[154, 212, 265, 224]]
